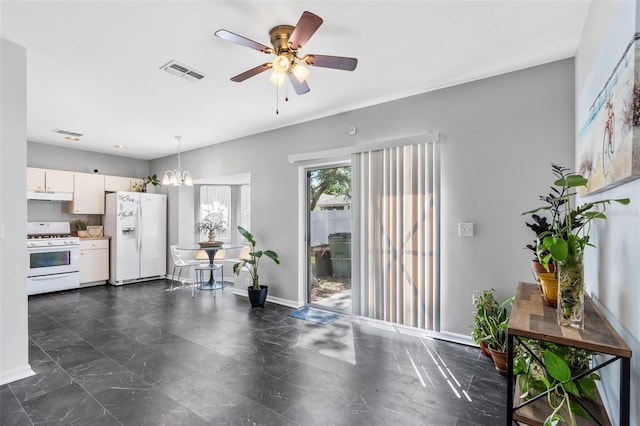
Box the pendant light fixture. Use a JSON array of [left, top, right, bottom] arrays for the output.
[[162, 136, 193, 187]]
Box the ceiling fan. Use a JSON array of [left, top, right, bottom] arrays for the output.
[[214, 11, 357, 95]]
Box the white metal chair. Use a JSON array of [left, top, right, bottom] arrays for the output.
[[169, 245, 201, 291], [192, 249, 226, 298]]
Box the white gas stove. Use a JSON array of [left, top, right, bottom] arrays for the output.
[[27, 222, 80, 295]]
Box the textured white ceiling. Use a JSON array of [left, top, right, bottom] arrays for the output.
[[1, 1, 591, 160]]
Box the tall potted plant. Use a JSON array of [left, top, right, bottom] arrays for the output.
[[233, 226, 280, 308], [523, 165, 629, 328]]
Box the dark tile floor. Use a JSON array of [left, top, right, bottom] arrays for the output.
[[1, 280, 507, 425]]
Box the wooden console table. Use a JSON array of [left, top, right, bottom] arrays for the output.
[[507, 282, 632, 426]]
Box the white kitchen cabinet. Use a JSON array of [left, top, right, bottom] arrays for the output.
[[80, 239, 109, 285], [66, 172, 105, 214], [104, 175, 143, 192], [27, 167, 74, 192]]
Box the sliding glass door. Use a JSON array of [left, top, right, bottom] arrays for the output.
[[306, 165, 352, 312]]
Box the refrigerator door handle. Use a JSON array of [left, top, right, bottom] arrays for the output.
[[136, 202, 142, 254]]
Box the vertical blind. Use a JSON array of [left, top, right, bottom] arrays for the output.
[[352, 142, 440, 330]]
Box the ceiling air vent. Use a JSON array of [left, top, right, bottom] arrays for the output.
[[160, 60, 206, 82], [53, 129, 83, 137]]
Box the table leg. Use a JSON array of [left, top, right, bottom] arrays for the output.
[[621, 357, 630, 426], [199, 248, 224, 290], [507, 333, 514, 425]]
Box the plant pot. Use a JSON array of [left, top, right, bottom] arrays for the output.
[[479, 340, 491, 358], [247, 285, 268, 308], [77, 230, 88, 237], [531, 260, 555, 283], [557, 255, 584, 329], [488, 348, 508, 376], [538, 273, 558, 307]]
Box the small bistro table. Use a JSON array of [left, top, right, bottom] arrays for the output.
[[507, 282, 632, 426], [176, 243, 243, 290]]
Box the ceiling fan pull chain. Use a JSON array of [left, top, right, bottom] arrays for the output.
[[275, 84, 279, 115], [285, 82, 289, 102]]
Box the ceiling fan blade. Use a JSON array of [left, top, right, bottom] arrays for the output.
[[214, 29, 273, 54], [302, 54, 357, 71], [288, 73, 310, 95], [230, 63, 272, 82], [288, 11, 323, 50]]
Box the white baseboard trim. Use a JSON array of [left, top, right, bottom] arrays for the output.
[[231, 287, 301, 308], [0, 364, 35, 385], [352, 316, 475, 346]]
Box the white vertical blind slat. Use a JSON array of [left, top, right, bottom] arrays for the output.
[[353, 142, 438, 330]]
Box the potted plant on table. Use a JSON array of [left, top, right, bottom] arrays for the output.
[[523, 164, 630, 328], [525, 213, 555, 280], [233, 226, 280, 308], [195, 214, 227, 246]]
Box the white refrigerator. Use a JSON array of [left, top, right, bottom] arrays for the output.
[[104, 191, 166, 285]]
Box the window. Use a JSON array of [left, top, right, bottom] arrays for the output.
[[240, 184, 251, 232], [199, 185, 230, 240], [198, 184, 251, 243]]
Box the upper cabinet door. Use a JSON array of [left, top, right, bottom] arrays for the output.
[[27, 167, 45, 191], [44, 170, 74, 192], [66, 173, 105, 214], [104, 175, 132, 192], [27, 167, 74, 192]]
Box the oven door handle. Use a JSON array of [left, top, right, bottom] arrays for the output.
[[30, 273, 72, 280]]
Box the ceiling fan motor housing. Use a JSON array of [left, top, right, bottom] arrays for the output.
[[269, 25, 295, 54]]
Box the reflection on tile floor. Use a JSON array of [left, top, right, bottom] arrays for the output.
[[1, 280, 507, 425]]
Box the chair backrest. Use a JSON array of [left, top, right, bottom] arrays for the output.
[[170, 244, 180, 265], [239, 245, 251, 260], [171, 245, 195, 266]]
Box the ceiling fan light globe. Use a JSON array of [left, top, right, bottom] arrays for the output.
[[292, 63, 310, 83], [272, 55, 290, 73], [269, 70, 286, 86]]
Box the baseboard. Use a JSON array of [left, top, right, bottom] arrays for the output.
[[231, 287, 301, 308], [0, 364, 35, 385]]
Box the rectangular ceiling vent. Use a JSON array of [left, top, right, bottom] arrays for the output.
[[160, 60, 205, 82], [53, 129, 83, 137]]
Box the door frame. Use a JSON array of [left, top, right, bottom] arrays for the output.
[[296, 159, 351, 308]]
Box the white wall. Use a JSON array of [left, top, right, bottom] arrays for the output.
[[151, 58, 575, 335], [0, 39, 33, 384], [575, 1, 640, 423]]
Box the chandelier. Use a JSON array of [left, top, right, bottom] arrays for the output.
[[162, 136, 193, 187]]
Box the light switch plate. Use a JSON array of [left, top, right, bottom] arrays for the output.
[[459, 222, 474, 237]]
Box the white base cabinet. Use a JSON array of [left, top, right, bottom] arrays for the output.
[[80, 239, 109, 285]]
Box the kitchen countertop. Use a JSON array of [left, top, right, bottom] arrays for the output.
[[79, 236, 111, 240]]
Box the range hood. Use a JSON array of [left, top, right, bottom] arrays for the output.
[[27, 190, 73, 201]]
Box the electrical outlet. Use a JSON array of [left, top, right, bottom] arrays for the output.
[[458, 222, 474, 237], [245, 277, 250, 286]]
